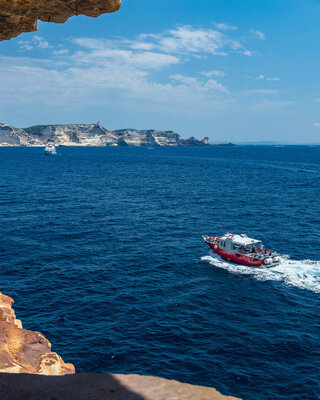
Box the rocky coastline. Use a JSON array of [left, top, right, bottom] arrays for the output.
[[0, 291, 75, 375], [0, 123, 210, 147]]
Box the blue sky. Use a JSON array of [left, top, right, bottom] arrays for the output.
[[1, 0, 320, 142]]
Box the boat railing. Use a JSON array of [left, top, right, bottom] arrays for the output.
[[203, 236, 219, 245], [237, 248, 275, 259]]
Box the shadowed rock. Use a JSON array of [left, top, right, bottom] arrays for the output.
[[0, 292, 75, 375], [0, 372, 241, 400], [0, 0, 121, 41]]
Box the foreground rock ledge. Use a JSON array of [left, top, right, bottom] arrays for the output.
[[0, 0, 121, 41], [0, 372, 241, 400], [0, 291, 75, 375]]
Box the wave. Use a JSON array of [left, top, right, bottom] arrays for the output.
[[201, 251, 320, 293]]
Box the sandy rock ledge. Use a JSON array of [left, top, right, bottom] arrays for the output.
[[0, 372, 241, 400], [0, 291, 75, 375], [0, 0, 121, 41]]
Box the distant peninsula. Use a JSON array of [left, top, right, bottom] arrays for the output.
[[0, 123, 213, 147]]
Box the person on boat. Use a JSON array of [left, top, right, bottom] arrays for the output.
[[259, 243, 264, 252], [252, 247, 256, 254]]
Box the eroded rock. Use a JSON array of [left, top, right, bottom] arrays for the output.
[[0, 0, 121, 41], [0, 123, 43, 147], [0, 292, 75, 375]]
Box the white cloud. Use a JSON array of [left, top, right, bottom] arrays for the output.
[[132, 25, 252, 57], [215, 23, 238, 31], [71, 40, 180, 70], [33, 35, 52, 49], [18, 41, 34, 51], [156, 26, 228, 55], [53, 49, 69, 55], [71, 25, 254, 72], [250, 30, 266, 40], [18, 35, 52, 51], [171, 74, 228, 93], [0, 52, 231, 115], [243, 49, 254, 56], [130, 42, 156, 51], [253, 75, 280, 81], [205, 79, 229, 93], [201, 70, 225, 77], [1, 25, 293, 119], [314, 123, 320, 127]]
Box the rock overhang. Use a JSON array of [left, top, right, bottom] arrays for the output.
[[0, 0, 121, 41]]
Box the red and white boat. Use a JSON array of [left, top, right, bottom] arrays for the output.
[[203, 233, 280, 267]]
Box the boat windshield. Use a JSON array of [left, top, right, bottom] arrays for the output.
[[233, 242, 264, 255], [248, 242, 261, 248]]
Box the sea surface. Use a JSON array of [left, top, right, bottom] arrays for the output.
[[0, 145, 319, 399]]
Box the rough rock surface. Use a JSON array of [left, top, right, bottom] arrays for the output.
[[0, 123, 210, 146], [114, 129, 210, 147], [0, 292, 75, 375], [0, 124, 42, 146], [0, 0, 121, 41], [0, 372, 241, 400], [25, 123, 119, 146]]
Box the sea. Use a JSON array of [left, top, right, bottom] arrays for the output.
[[0, 145, 319, 400]]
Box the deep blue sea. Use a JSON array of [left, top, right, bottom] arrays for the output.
[[0, 146, 319, 399]]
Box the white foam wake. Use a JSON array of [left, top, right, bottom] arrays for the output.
[[201, 251, 320, 293]]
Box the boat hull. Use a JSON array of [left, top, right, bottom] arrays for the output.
[[207, 242, 264, 267]]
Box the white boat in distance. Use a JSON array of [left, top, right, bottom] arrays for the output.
[[44, 143, 57, 155]]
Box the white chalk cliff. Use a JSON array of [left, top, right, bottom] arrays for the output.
[[0, 123, 210, 147]]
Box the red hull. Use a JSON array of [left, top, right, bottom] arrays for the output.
[[207, 242, 264, 267]]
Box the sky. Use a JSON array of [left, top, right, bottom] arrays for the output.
[[1, 0, 320, 143]]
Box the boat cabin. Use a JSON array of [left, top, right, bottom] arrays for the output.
[[219, 233, 261, 253]]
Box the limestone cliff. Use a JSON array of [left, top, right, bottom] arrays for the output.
[[0, 123, 43, 147], [0, 0, 121, 41], [0, 123, 210, 147], [114, 129, 210, 146], [0, 291, 75, 375], [25, 123, 119, 146]]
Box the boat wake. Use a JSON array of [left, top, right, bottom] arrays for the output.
[[201, 251, 320, 293]]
